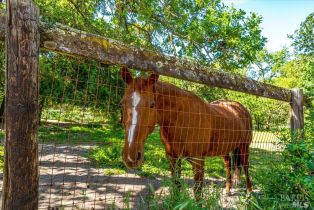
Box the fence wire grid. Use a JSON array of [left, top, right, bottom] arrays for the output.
[[0, 54, 288, 209]]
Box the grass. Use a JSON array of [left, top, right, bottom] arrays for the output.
[[41, 104, 111, 124], [144, 179, 222, 210], [38, 122, 283, 181]]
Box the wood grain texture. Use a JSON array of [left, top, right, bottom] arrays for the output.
[[2, 0, 39, 209]]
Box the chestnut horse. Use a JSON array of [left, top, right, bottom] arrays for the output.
[[120, 67, 252, 197]]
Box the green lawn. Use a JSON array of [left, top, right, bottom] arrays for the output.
[[37, 123, 283, 181], [0, 122, 284, 185]]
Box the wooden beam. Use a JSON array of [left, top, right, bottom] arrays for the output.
[[0, 10, 292, 102], [2, 1, 39, 209], [290, 88, 304, 138]]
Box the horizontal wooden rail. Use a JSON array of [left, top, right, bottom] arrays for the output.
[[0, 10, 292, 102]]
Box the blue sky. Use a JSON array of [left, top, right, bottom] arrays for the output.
[[222, 0, 314, 52]]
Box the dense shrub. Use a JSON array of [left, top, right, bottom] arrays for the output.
[[245, 133, 313, 209]]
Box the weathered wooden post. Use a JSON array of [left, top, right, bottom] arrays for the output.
[[290, 88, 304, 138], [2, 0, 39, 209]]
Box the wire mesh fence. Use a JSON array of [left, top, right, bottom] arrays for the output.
[[19, 54, 292, 209], [0, 1, 308, 209]]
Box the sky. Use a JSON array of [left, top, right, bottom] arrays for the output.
[[222, 0, 314, 52]]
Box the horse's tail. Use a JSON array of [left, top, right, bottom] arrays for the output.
[[233, 147, 242, 186]]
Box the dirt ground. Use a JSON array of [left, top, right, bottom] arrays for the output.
[[0, 144, 258, 209]]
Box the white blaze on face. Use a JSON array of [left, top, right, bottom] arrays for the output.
[[128, 91, 141, 147]]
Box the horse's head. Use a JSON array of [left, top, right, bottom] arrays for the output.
[[120, 66, 159, 168]]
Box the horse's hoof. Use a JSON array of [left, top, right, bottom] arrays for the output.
[[225, 183, 231, 195], [224, 188, 231, 196]]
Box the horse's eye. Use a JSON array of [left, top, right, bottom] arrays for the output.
[[150, 101, 155, 108]]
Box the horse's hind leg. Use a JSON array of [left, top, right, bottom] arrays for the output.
[[223, 155, 231, 194], [233, 147, 241, 187], [189, 158, 205, 201], [242, 146, 252, 193], [169, 157, 182, 189]]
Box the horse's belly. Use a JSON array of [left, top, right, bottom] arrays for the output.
[[204, 129, 250, 156], [166, 127, 249, 157], [164, 127, 209, 157]]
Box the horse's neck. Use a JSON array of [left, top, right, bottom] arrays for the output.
[[154, 82, 204, 126], [154, 82, 173, 126]]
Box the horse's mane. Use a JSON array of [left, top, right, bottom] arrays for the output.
[[154, 81, 206, 103]]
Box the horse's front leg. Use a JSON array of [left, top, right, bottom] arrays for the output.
[[169, 156, 182, 189], [190, 157, 205, 200]]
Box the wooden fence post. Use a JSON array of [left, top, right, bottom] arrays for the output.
[[290, 88, 304, 138], [2, 0, 39, 209]]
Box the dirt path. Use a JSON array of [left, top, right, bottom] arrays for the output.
[[38, 144, 165, 209]]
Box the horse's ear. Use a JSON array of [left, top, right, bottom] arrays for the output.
[[148, 73, 159, 86], [121, 66, 133, 84]]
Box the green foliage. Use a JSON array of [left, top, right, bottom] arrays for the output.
[[248, 48, 290, 82], [227, 91, 289, 131], [35, 0, 107, 35], [284, 12, 314, 120], [39, 54, 124, 123], [250, 134, 314, 209], [289, 12, 314, 56], [272, 53, 314, 135]]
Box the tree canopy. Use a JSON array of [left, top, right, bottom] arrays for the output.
[[289, 12, 314, 56], [34, 0, 266, 71]]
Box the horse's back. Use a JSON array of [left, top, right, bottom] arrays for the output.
[[210, 99, 252, 126], [209, 100, 252, 137], [204, 100, 253, 155]]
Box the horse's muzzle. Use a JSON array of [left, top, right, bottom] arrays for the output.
[[122, 150, 144, 169]]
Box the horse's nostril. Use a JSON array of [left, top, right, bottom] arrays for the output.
[[137, 152, 142, 161]]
